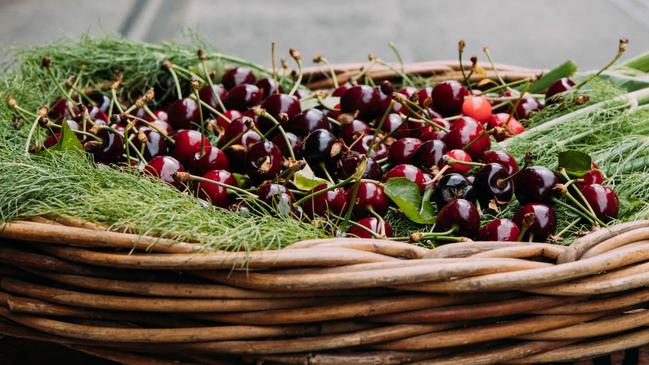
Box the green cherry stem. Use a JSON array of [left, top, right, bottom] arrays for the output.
[[288, 48, 303, 97], [313, 55, 339, 89], [576, 38, 628, 90], [253, 108, 296, 160], [24, 108, 47, 155], [482, 47, 507, 87], [163, 60, 183, 100]]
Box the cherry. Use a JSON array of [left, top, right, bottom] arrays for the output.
[[487, 113, 525, 141], [208, 109, 242, 132], [48, 99, 77, 120], [332, 82, 353, 97], [414, 87, 433, 108], [482, 150, 519, 174], [287, 109, 330, 136], [432, 80, 469, 116], [88, 93, 111, 113], [196, 169, 238, 207], [88, 106, 109, 123], [370, 86, 392, 119], [222, 67, 256, 90], [384, 164, 426, 191], [434, 198, 480, 239], [257, 182, 295, 216], [88, 129, 124, 163], [189, 145, 229, 174], [443, 117, 490, 159], [473, 163, 513, 205], [577, 162, 604, 188], [199, 84, 228, 112], [144, 155, 185, 190], [133, 127, 167, 160], [433, 173, 475, 209], [513, 203, 557, 241], [150, 119, 173, 135], [245, 140, 283, 182], [389, 137, 423, 164], [224, 84, 263, 111], [514, 166, 559, 204], [217, 117, 255, 148], [302, 129, 342, 163], [351, 135, 389, 160], [173, 129, 211, 164], [167, 98, 199, 130], [514, 94, 542, 120], [398, 86, 418, 99], [347, 216, 393, 238], [271, 130, 302, 157], [545, 78, 575, 104], [420, 119, 450, 141], [341, 119, 370, 145], [350, 181, 389, 215], [381, 113, 415, 138], [256, 78, 283, 96], [478, 219, 521, 241], [442, 149, 473, 174], [43, 133, 61, 148], [303, 184, 347, 217], [259, 93, 301, 132], [145, 109, 169, 123], [580, 184, 619, 222], [462, 95, 493, 123], [339, 85, 375, 120], [337, 151, 383, 180], [413, 139, 447, 170]]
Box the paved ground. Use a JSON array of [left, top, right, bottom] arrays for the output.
[[1, 0, 649, 70]]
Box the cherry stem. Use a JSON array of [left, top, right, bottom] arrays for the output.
[[462, 129, 494, 152], [319, 162, 335, 184], [495, 158, 530, 187], [342, 177, 363, 230], [443, 157, 485, 168], [551, 197, 599, 226], [458, 40, 469, 87], [110, 86, 125, 113], [171, 63, 206, 84], [367, 206, 387, 237], [259, 110, 296, 160], [505, 80, 532, 126], [288, 50, 303, 97], [198, 56, 227, 113], [516, 225, 529, 242], [353, 59, 377, 84], [368, 100, 395, 153], [556, 217, 582, 239], [163, 60, 183, 100], [576, 38, 628, 90], [46, 122, 100, 141], [295, 174, 355, 206], [425, 165, 450, 186], [478, 78, 531, 96], [219, 129, 248, 151], [375, 58, 415, 88], [388, 42, 414, 87], [560, 170, 605, 226], [345, 218, 382, 239], [8, 98, 38, 119], [24, 111, 46, 155], [482, 47, 507, 87], [190, 95, 232, 124], [315, 55, 339, 89], [327, 116, 342, 127], [271, 42, 278, 82], [125, 114, 174, 143], [192, 87, 206, 157]]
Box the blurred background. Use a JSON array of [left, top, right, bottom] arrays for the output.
[[1, 0, 649, 70]]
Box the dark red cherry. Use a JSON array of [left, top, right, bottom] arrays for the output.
[[514, 94, 543, 120], [350, 181, 388, 215], [341, 119, 370, 145], [144, 155, 185, 190], [398, 86, 418, 99], [259, 94, 301, 132], [381, 113, 414, 138], [434, 198, 480, 238], [222, 67, 256, 90], [218, 117, 254, 148], [332, 82, 353, 97], [545, 78, 575, 105], [303, 184, 347, 217], [271, 131, 302, 157], [225, 84, 263, 111], [351, 135, 388, 160], [478, 219, 521, 241], [443, 117, 490, 159], [48, 99, 77, 120], [513, 203, 557, 241], [213, 110, 243, 131], [337, 151, 383, 181], [146, 109, 169, 123], [288, 109, 330, 136], [196, 169, 237, 207], [413, 139, 447, 170], [173, 129, 211, 164], [482, 150, 519, 175], [150, 119, 173, 135], [245, 140, 283, 182], [371, 86, 392, 119], [189, 145, 229, 174], [432, 80, 470, 116], [473, 163, 513, 205], [384, 164, 426, 191], [347, 216, 393, 238], [420, 119, 450, 141], [441, 149, 473, 174], [388, 137, 422, 164], [256, 78, 283, 96], [339, 85, 374, 120], [257, 182, 295, 216], [514, 166, 559, 204], [414, 87, 433, 109], [433, 173, 475, 209], [577, 162, 604, 188], [303, 129, 342, 163], [167, 98, 199, 130], [88, 93, 111, 113], [43, 133, 61, 148], [89, 129, 124, 163], [133, 127, 167, 160], [199, 84, 228, 112], [462, 95, 493, 123], [580, 184, 619, 222]]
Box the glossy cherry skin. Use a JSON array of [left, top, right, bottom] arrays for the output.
[[389, 137, 423, 164], [487, 113, 525, 141], [381, 113, 415, 138], [514, 94, 543, 120], [196, 169, 238, 207], [144, 155, 185, 190], [478, 219, 521, 241], [473, 163, 513, 205], [414, 87, 433, 109], [256, 78, 283, 96], [222, 67, 256, 90], [433, 173, 475, 209], [413, 139, 447, 170], [209, 109, 242, 132], [577, 162, 604, 188], [514, 166, 559, 204], [434, 198, 480, 238], [189, 145, 229, 174], [302, 129, 341, 163], [482, 150, 519, 175], [370, 86, 392, 119], [351, 135, 389, 160], [90, 129, 124, 164], [149, 119, 173, 135], [256, 182, 295, 216], [432, 80, 470, 116], [173, 129, 211, 164], [167, 98, 199, 130], [245, 140, 283, 182], [259, 94, 301, 132], [269, 131, 300, 157], [199, 84, 228, 112], [513, 203, 557, 241], [341, 119, 370, 145], [545, 78, 575, 104], [462, 96, 493, 123], [349, 181, 389, 216], [420, 119, 450, 141], [580, 184, 619, 222], [337, 152, 383, 181], [303, 184, 347, 217], [442, 149, 473, 174], [287, 109, 330, 136], [347, 216, 393, 238], [145, 109, 169, 123], [224, 84, 264, 111], [133, 127, 167, 160], [339, 85, 375, 120], [398, 86, 418, 98], [332, 82, 353, 97], [217, 117, 255, 148], [384, 164, 426, 191], [443, 117, 490, 159]]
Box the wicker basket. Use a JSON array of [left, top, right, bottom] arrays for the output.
[[2, 62, 648, 365]]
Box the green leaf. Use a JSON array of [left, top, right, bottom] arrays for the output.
[[300, 96, 339, 111], [232, 173, 250, 188], [528, 60, 578, 94], [293, 163, 329, 191], [384, 177, 436, 224], [558, 150, 592, 177], [50, 121, 83, 152]]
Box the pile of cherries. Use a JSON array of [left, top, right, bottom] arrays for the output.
[[35, 56, 619, 243]]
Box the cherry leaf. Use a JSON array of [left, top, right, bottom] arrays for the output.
[[50, 121, 83, 152], [558, 150, 592, 177], [384, 177, 436, 224], [293, 163, 328, 191]]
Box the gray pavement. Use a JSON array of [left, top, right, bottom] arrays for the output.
[[0, 0, 649, 70]]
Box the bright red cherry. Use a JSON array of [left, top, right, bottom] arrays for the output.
[[577, 162, 604, 188], [482, 150, 519, 175], [398, 86, 418, 99], [442, 149, 473, 174], [245, 140, 283, 182], [432, 80, 470, 116], [222, 67, 256, 90], [388, 137, 423, 164], [332, 82, 353, 97], [462, 96, 493, 123], [349, 181, 389, 215], [347, 216, 393, 238], [413, 139, 447, 170], [133, 127, 167, 160], [478, 219, 521, 241], [144, 155, 185, 190], [580, 184, 619, 222], [167, 98, 199, 130], [224, 84, 264, 111], [487, 113, 525, 141], [443, 116, 490, 159], [213, 110, 243, 131], [196, 169, 238, 207], [384, 164, 426, 191], [341, 119, 370, 145], [514, 94, 543, 120], [545, 78, 575, 105], [434, 198, 480, 238], [189, 145, 229, 174], [199, 84, 228, 112], [303, 184, 347, 217], [514, 166, 559, 204], [513, 203, 557, 241], [173, 129, 211, 164], [287, 109, 330, 136], [414, 87, 433, 108], [420, 119, 450, 141]]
